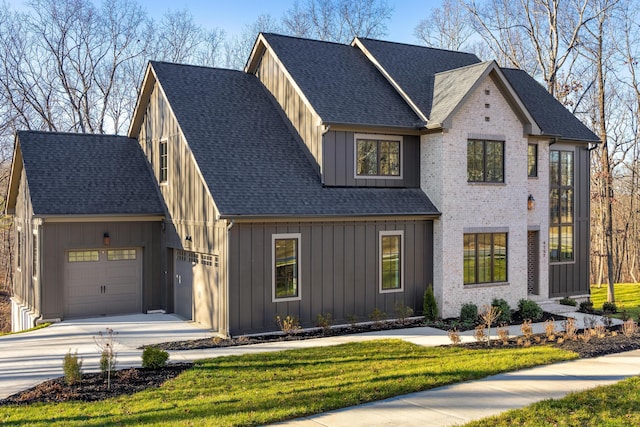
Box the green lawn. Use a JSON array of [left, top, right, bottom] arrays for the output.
[[0, 340, 577, 427], [464, 376, 640, 426], [591, 283, 640, 320]]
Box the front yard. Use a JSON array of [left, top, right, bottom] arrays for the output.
[[591, 283, 640, 320]]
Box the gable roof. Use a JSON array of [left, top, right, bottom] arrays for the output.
[[7, 131, 164, 216], [251, 33, 424, 129], [355, 37, 599, 143], [147, 61, 438, 218], [502, 68, 600, 142]]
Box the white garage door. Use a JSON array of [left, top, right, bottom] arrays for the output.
[[65, 248, 142, 318]]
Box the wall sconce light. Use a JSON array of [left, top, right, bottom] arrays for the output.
[[103, 232, 111, 246], [527, 194, 535, 210], [185, 235, 192, 243]]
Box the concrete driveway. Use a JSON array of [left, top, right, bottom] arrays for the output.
[[0, 313, 211, 399]]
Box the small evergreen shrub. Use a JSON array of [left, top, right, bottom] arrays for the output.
[[491, 298, 511, 323], [63, 349, 83, 386], [602, 301, 618, 313], [579, 300, 593, 312], [559, 297, 577, 306], [142, 346, 169, 369], [369, 308, 387, 325], [423, 285, 438, 322], [517, 299, 543, 321], [393, 302, 414, 325], [460, 303, 478, 324], [315, 312, 333, 332]]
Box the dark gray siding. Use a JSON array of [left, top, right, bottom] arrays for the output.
[[549, 144, 590, 297], [323, 131, 420, 187], [40, 221, 163, 320], [228, 219, 433, 335]]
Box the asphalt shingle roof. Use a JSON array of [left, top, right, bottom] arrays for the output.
[[261, 33, 423, 128], [502, 68, 600, 142], [18, 131, 164, 215], [356, 38, 481, 120], [150, 61, 438, 217]]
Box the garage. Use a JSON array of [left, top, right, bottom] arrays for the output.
[[64, 248, 142, 318], [174, 250, 219, 328]]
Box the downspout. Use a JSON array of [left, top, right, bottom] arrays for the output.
[[225, 219, 234, 338]]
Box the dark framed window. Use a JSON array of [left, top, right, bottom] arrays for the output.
[[463, 233, 508, 284], [159, 139, 168, 183], [528, 144, 538, 177], [32, 231, 38, 278], [273, 233, 301, 301], [550, 150, 574, 262], [355, 136, 401, 177], [467, 139, 504, 183], [379, 231, 403, 292]]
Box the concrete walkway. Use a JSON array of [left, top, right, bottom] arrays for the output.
[[0, 306, 635, 427]]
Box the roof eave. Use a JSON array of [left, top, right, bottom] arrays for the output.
[[38, 214, 165, 223], [5, 135, 23, 215], [127, 62, 156, 138], [219, 212, 442, 221]]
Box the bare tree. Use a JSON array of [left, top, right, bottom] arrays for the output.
[[414, 0, 474, 50]]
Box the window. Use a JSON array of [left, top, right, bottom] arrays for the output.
[[32, 232, 38, 278], [159, 139, 168, 183], [528, 144, 538, 177], [467, 139, 504, 183], [379, 231, 403, 292], [107, 249, 136, 261], [463, 233, 508, 284], [272, 233, 301, 301], [355, 135, 401, 177], [17, 229, 21, 271], [201, 254, 213, 266], [550, 150, 574, 262], [68, 250, 99, 262]]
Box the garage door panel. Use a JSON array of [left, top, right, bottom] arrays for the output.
[[65, 248, 142, 318]]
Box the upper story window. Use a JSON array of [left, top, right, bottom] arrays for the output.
[[467, 139, 504, 183], [159, 139, 168, 184], [528, 144, 538, 177], [272, 233, 301, 302], [379, 231, 404, 292], [464, 232, 508, 284], [550, 150, 574, 262], [355, 134, 402, 178]]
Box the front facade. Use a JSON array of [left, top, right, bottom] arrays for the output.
[[6, 33, 598, 334]]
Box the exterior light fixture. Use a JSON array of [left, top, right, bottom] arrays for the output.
[[527, 194, 535, 210], [103, 232, 111, 246]]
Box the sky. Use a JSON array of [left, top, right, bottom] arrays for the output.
[[126, 0, 438, 45]]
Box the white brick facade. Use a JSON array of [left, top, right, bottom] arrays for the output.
[[421, 74, 549, 318]]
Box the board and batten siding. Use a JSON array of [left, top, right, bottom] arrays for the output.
[[549, 144, 591, 297], [38, 221, 163, 320], [227, 219, 433, 335], [138, 78, 229, 334], [13, 166, 39, 316], [323, 131, 421, 187], [255, 49, 323, 173]]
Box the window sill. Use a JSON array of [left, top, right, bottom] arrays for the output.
[[272, 296, 301, 303], [355, 175, 403, 180], [550, 260, 575, 265], [380, 288, 403, 294], [463, 282, 509, 289], [467, 182, 506, 186]]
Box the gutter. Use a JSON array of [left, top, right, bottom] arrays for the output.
[[217, 212, 442, 222], [225, 219, 234, 338]]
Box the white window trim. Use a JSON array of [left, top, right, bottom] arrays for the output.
[[354, 133, 403, 180], [379, 230, 404, 294], [16, 226, 21, 272], [159, 138, 168, 185], [272, 233, 302, 302]]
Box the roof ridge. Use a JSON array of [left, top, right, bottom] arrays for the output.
[[434, 60, 494, 76], [357, 37, 478, 56], [262, 32, 350, 47], [150, 60, 241, 73], [18, 130, 131, 138]]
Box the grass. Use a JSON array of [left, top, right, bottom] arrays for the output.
[[0, 322, 50, 337], [464, 376, 640, 426], [0, 339, 577, 426], [591, 283, 640, 320]]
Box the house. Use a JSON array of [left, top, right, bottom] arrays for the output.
[[6, 33, 599, 334]]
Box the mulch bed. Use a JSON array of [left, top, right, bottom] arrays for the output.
[[2, 313, 639, 407]]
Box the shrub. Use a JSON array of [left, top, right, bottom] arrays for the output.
[[423, 285, 438, 322], [559, 297, 577, 306], [579, 300, 593, 313], [491, 298, 511, 323], [517, 299, 543, 321], [460, 303, 478, 324], [275, 315, 301, 335], [142, 346, 169, 369], [63, 349, 83, 386], [315, 312, 333, 333], [393, 302, 414, 325], [602, 301, 618, 313], [369, 308, 387, 326], [447, 329, 461, 345], [94, 328, 117, 389]]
